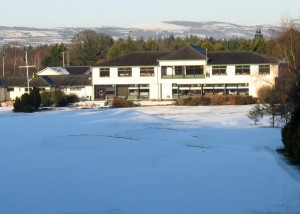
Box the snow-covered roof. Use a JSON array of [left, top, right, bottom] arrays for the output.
[[37, 67, 69, 76]]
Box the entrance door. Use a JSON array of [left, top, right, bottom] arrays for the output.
[[95, 87, 106, 100]]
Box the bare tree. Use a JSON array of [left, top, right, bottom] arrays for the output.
[[267, 19, 300, 105]]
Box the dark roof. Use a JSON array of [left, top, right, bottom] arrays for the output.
[[30, 76, 52, 87], [0, 76, 27, 87], [158, 45, 207, 60], [64, 66, 91, 75], [96, 52, 170, 67], [41, 76, 56, 87], [48, 75, 92, 86], [207, 51, 280, 65], [0, 75, 91, 87]]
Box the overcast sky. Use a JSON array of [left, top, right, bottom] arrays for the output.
[[0, 0, 299, 28]]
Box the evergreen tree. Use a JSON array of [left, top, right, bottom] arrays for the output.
[[30, 87, 41, 111], [20, 93, 33, 113], [42, 43, 67, 67], [13, 97, 22, 112], [251, 28, 267, 53]]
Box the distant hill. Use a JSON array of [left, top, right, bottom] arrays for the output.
[[0, 21, 280, 46]]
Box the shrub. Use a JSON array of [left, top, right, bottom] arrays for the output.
[[210, 95, 228, 105], [175, 98, 187, 105], [282, 107, 300, 164], [13, 97, 22, 112], [40, 91, 53, 107], [228, 95, 239, 105], [112, 98, 134, 108], [237, 96, 256, 105], [257, 85, 272, 103], [30, 87, 41, 111], [53, 90, 68, 107], [19, 93, 33, 113], [175, 96, 211, 106], [66, 94, 79, 104], [185, 97, 200, 106]]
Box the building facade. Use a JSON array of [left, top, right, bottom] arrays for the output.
[[92, 45, 280, 100]]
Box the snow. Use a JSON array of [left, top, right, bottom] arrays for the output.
[[0, 105, 299, 214], [130, 22, 189, 31]]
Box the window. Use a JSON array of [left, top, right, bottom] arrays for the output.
[[118, 67, 132, 77], [7, 87, 14, 92], [100, 68, 110, 77], [140, 67, 154, 77], [212, 66, 227, 75], [186, 66, 204, 76], [235, 65, 250, 75], [161, 66, 173, 76], [259, 65, 270, 75], [175, 66, 184, 75]]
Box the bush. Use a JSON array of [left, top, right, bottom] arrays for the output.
[[227, 95, 239, 105], [175, 98, 187, 105], [112, 98, 134, 108], [257, 85, 272, 103], [210, 95, 228, 105], [53, 90, 68, 107], [13, 93, 34, 113], [66, 94, 79, 104], [175, 95, 255, 106], [282, 107, 300, 164], [13, 97, 22, 112], [236, 96, 256, 105], [175, 96, 211, 106], [185, 97, 200, 106], [40, 91, 53, 107], [30, 87, 41, 111]]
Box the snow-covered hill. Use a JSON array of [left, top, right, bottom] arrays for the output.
[[0, 21, 280, 46]]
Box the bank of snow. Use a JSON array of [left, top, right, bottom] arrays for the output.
[[0, 105, 299, 214]]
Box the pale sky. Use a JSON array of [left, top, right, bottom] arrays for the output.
[[0, 0, 299, 28]]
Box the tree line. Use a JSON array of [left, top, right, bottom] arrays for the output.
[[0, 29, 266, 76]]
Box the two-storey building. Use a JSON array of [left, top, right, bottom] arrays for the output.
[[92, 45, 280, 100]]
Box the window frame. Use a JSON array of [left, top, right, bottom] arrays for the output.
[[99, 68, 110, 77], [259, 65, 270, 75], [140, 67, 155, 77], [235, 65, 250, 75], [118, 67, 132, 77], [212, 66, 227, 75], [186, 65, 204, 76]]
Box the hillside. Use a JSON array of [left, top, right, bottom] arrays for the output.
[[0, 21, 279, 46]]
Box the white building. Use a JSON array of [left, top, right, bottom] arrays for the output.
[[0, 75, 92, 101], [92, 45, 280, 100]]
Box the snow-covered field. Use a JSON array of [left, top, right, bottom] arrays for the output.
[[0, 105, 299, 214]]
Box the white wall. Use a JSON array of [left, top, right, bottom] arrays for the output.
[[92, 62, 279, 100]]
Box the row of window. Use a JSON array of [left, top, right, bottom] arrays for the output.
[[100, 67, 155, 77], [212, 65, 270, 75], [99, 65, 271, 77]]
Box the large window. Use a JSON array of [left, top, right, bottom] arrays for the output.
[[212, 66, 227, 75], [235, 65, 250, 75], [259, 65, 270, 75], [186, 66, 204, 76], [175, 66, 184, 76], [161, 65, 204, 79], [140, 67, 154, 77], [100, 68, 110, 77], [118, 67, 132, 77]]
